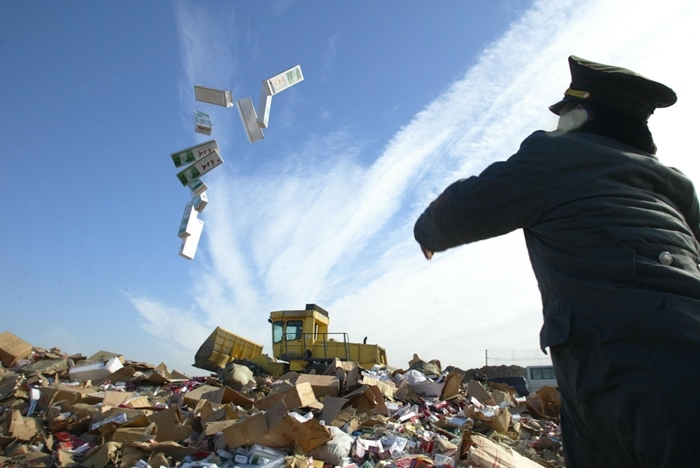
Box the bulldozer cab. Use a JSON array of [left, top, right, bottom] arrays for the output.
[[270, 304, 353, 369]]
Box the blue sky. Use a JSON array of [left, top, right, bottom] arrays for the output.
[[2, 0, 698, 375]]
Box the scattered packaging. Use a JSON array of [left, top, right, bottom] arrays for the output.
[[0, 336, 566, 467]]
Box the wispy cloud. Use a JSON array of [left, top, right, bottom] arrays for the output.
[[134, 0, 700, 372], [322, 32, 340, 78]]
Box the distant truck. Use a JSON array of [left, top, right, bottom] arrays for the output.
[[194, 304, 388, 375], [525, 365, 558, 392]]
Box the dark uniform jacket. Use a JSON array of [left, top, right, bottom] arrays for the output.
[[414, 130, 700, 467]]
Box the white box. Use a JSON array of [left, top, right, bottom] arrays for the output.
[[257, 86, 272, 129], [171, 139, 219, 168], [194, 85, 233, 107], [194, 110, 212, 135], [263, 65, 304, 95], [193, 191, 208, 212], [179, 218, 204, 260], [237, 98, 264, 143], [176, 149, 224, 186], [188, 178, 208, 196], [69, 356, 123, 382], [178, 202, 199, 238]]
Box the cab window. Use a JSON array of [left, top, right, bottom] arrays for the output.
[[284, 320, 303, 341], [272, 321, 284, 344]]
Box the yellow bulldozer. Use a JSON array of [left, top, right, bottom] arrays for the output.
[[193, 303, 388, 375]]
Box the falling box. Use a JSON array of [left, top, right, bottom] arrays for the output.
[[188, 178, 208, 196], [193, 191, 208, 212], [0, 331, 33, 367], [194, 110, 212, 135], [178, 202, 198, 238], [263, 65, 304, 95], [176, 149, 224, 186], [237, 97, 264, 143], [257, 86, 272, 128], [194, 85, 233, 107], [179, 218, 204, 260], [171, 139, 219, 168]]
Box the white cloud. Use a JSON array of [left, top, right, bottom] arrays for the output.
[[322, 32, 340, 79], [134, 0, 700, 373]]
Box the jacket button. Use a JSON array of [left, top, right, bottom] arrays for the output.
[[658, 251, 674, 265]]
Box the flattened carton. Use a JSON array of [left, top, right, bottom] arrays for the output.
[[0, 331, 33, 367]]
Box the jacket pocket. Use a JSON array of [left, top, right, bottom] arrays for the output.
[[539, 288, 572, 351]]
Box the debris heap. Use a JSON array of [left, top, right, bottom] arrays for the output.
[[0, 331, 565, 467]]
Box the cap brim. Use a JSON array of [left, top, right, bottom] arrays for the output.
[[548, 99, 568, 116]]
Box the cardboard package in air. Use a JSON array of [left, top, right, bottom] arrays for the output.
[[236, 97, 264, 143], [171, 139, 219, 168], [175, 149, 224, 187], [194, 85, 233, 107], [194, 110, 212, 135]]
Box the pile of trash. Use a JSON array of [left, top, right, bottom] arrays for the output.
[[0, 331, 565, 467]]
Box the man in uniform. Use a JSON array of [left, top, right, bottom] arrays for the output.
[[414, 56, 700, 467]]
